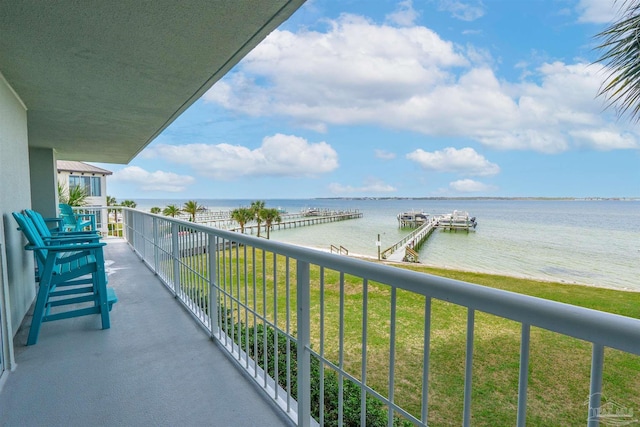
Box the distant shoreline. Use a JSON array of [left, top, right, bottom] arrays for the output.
[[314, 196, 640, 201]]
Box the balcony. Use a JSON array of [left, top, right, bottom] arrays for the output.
[[0, 238, 294, 426], [3, 208, 640, 426]]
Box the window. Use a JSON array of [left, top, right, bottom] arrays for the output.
[[69, 175, 101, 197]]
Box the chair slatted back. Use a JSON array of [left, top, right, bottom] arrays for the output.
[[12, 212, 49, 267], [24, 209, 54, 239]]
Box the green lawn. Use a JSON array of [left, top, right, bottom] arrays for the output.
[[184, 248, 640, 426]]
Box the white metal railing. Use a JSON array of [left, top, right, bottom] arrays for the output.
[[72, 206, 123, 237], [122, 208, 640, 427]]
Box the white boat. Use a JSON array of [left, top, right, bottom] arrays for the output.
[[397, 210, 428, 227], [436, 210, 477, 229], [301, 208, 322, 217]]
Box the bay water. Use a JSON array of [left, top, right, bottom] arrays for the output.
[[136, 198, 640, 291]]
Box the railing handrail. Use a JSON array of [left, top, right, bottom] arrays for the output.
[[120, 207, 640, 356]]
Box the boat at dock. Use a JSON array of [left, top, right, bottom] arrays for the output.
[[397, 210, 429, 227], [435, 210, 477, 230], [301, 208, 323, 217]]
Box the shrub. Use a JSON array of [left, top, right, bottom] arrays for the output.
[[223, 312, 409, 426]]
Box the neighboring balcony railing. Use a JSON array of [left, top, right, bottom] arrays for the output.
[[73, 206, 124, 237], [122, 208, 640, 427]]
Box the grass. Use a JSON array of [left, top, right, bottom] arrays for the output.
[[179, 247, 640, 426]]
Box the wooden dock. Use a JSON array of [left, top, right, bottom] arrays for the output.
[[230, 210, 363, 234], [381, 217, 437, 263], [382, 210, 477, 263]]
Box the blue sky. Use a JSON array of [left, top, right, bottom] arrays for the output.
[[101, 0, 639, 199]]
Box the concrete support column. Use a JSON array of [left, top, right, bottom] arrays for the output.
[[29, 147, 58, 218]]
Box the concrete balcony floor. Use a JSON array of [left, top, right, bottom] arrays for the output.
[[0, 239, 293, 427]]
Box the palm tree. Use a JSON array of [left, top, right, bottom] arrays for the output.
[[595, 0, 640, 121], [106, 195, 119, 233], [150, 207, 161, 214], [251, 200, 266, 237], [183, 200, 205, 222], [121, 200, 137, 209], [231, 207, 254, 234], [58, 182, 88, 206], [163, 204, 181, 218], [262, 208, 282, 239]]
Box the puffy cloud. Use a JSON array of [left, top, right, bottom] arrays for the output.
[[449, 179, 494, 193], [437, 0, 486, 22], [576, 0, 617, 24], [145, 134, 338, 179], [204, 13, 468, 131], [204, 10, 639, 154], [375, 149, 397, 160], [328, 178, 397, 194], [407, 147, 500, 176], [386, 0, 419, 27], [112, 166, 195, 192], [569, 129, 639, 150]]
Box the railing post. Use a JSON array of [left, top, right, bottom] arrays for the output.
[[152, 217, 159, 273], [296, 260, 311, 427], [463, 309, 475, 427], [587, 344, 604, 427], [516, 324, 530, 427], [140, 211, 146, 260], [208, 234, 219, 337], [171, 222, 180, 296]]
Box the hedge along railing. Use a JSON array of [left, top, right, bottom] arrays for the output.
[[122, 208, 640, 427]]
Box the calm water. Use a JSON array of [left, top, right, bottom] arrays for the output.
[[137, 199, 640, 291]]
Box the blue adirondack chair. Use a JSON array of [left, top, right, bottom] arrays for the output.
[[58, 203, 96, 232], [13, 211, 116, 345], [25, 209, 99, 241], [24, 209, 102, 280]]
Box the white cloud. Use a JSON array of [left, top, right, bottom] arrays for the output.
[[386, 0, 419, 27], [570, 129, 639, 150], [407, 147, 500, 176], [375, 149, 396, 160], [449, 179, 493, 192], [204, 13, 468, 131], [112, 166, 195, 192], [576, 0, 617, 24], [328, 178, 397, 194], [145, 134, 339, 179], [437, 0, 486, 22], [204, 10, 640, 154]]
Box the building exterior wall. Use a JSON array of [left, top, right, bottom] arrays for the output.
[[0, 74, 36, 350], [57, 169, 109, 234], [29, 148, 58, 218], [57, 170, 108, 207]]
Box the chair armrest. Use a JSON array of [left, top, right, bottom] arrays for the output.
[[74, 213, 97, 231], [43, 235, 101, 244], [26, 242, 106, 252], [43, 217, 64, 224]]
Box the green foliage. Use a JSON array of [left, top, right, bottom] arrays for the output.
[[250, 200, 266, 237], [595, 0, 640, 121], [231, 207, 254, 233], [163, 204, 181, 217], [261, 208, 282, 239], [150, 206, 162, 214], [223, 314, 408, 426], [121, 199, 137, 208], [178, 249, 640, 426], [58, 182, 88, 206], [183, 200, 205, 222]]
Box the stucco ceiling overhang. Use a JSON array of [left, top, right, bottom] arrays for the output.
[[0, 0, 305, 163]]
